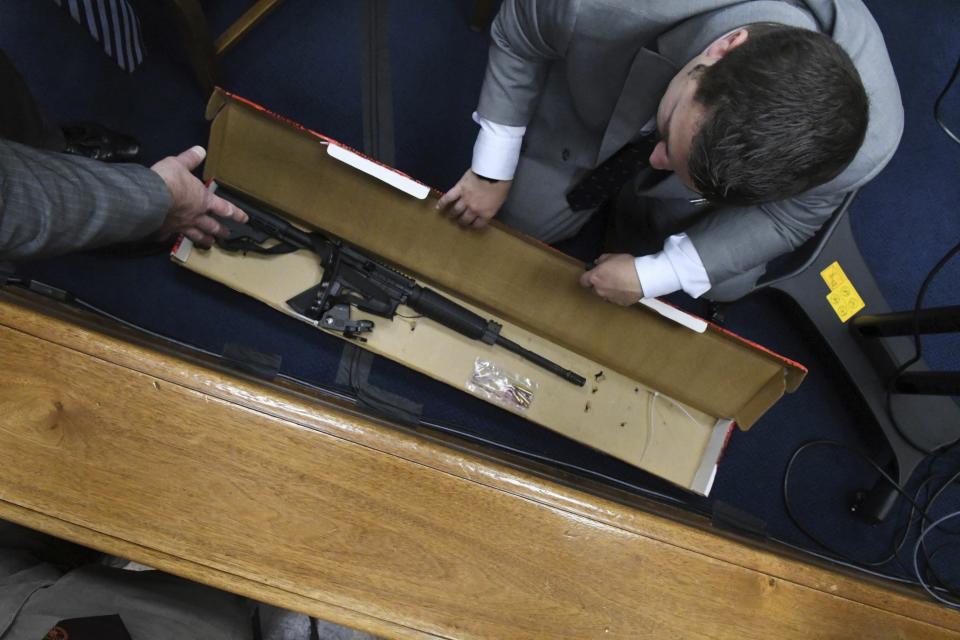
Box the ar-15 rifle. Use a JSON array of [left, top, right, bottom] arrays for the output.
[[210, 183, 586, 387]]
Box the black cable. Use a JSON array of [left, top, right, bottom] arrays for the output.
[[925, 541, 960, 594], [934, 53, 960, 145], [924, 467, 960, 533], [900, 461, 960, 578], [914, 513, 960, 608], [883, 236, 960, 454], [783, 440, 932, 567], [916, 467, 960, 593], [783, 439, 960, 600], [773, 481, 960, 595]]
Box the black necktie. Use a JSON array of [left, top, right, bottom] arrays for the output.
[[566, 132, 660, 212], [54, 0, 145, 73]]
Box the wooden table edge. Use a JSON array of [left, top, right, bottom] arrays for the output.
[[1, 289, 957, 635]]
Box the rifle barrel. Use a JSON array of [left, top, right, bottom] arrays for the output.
[[496, 336, 587, 387]]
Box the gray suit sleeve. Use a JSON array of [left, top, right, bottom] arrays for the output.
[[0, 139, 170, 261], [686, 191, 847, 285], [476, 0, 580, 126]]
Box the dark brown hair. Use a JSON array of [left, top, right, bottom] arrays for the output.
[[688, 24, 869, 204]]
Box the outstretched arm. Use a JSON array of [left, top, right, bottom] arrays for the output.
[[0, 141, 246, 260]]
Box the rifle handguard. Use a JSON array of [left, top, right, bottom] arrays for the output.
[[406, 288, 501, 344]]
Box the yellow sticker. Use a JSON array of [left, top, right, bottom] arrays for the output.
[[826, 284, 865, 322], [820, 261, 865, 322], [820, 261, 847, 290]]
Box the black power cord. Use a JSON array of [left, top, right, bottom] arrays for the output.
[[783, 440, 960, 602], [784, 441, 931, 565], [935, 52, 960, 145]]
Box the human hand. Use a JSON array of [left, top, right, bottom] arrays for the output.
[[150, 146, 248, 247], [579, 253, 644, 305], [436, 169, 511, 229]]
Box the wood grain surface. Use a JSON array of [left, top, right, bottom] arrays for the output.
[[0, 292, 957, 639]]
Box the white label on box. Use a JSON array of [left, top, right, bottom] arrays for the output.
[[171, 236, 194, 263], [639, 298, 708, 333], [691, 417, 733, 496], [326, 143, 431, 200]]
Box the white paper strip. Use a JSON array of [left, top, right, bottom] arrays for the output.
[[691, 418, 734, 496], [639, 298, 708, 333], [171, 236, 194, 263], [326, 143, 431, 200]]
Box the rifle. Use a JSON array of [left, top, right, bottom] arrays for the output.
[[210, 183, 587, 387]]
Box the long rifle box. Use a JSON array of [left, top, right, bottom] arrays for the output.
[[171, 90, 807, 495]]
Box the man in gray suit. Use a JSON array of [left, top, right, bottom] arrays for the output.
[[0, 45, 245, 261], [0, 139, 247, 261], [438, 0, 902, 303]]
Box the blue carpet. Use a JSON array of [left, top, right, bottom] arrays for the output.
[[3, 0, 958, 589]]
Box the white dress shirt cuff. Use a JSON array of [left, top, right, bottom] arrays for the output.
[[634, 233, 712, 299], [471, 112, 525, 181]]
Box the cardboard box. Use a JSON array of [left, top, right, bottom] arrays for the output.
[[202, 90, 805, 427], [177, 90, 807, 493], [173, 221, 731, 494]]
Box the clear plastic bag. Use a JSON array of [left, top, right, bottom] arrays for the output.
[[466, 359, 537, 412]]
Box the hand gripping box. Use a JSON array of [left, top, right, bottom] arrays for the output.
[[172, 89, 807, 495]]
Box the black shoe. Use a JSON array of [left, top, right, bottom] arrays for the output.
[[62, 122, 141, 162]]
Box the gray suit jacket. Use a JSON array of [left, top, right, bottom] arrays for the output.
[[0, 139, 170, 260], [477, 0, 903, 299]]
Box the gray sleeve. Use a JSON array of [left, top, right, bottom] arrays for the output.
[[476, 0, 580, 126], [0, 139, 171, 261], [686, 191, 847, 285]]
